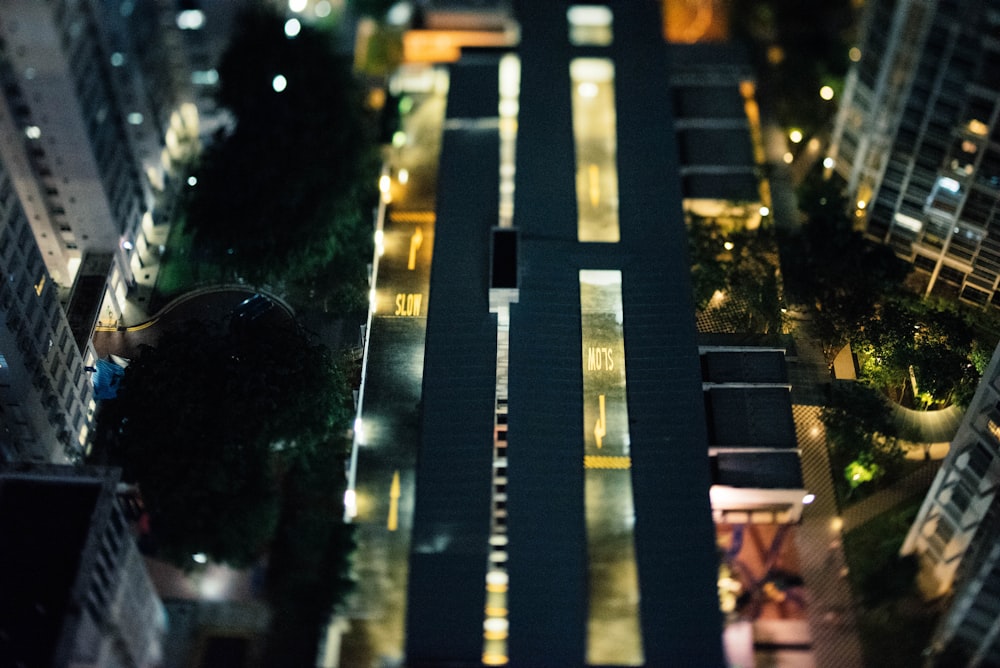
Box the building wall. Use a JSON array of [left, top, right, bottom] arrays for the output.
[[0, 0, 148, 291], [902, 341, 1000, 659], [828, 0, 1000, 307], [0, 464, 165, 668], [0, 153, 93, 463]]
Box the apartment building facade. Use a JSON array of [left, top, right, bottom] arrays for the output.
[[828, 0, 1000, 306]]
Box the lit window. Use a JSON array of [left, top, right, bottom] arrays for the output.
[[968, 119, 989, 136], [191, 69, 219, 85], [567, 5, 613, 46]]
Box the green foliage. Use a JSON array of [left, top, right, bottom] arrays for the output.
[[729, 0, 855, 133], [264, 440, 356, 665], [780, 171, 910, 345], [842, 499, 942, 666], [100, 317, 354, 568], [822, 382, 904, 500], [688, 215, 784, 334], [688, 215, 730, 310], [854, 296, 983, 408], [845, 455, 881, 488], [352, 0, 396, 20], [184, 5, 376, 290]]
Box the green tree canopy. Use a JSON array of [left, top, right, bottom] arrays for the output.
[[821, 381, 904, 496], [781, 171, 910, 344], [100, 316, 354, 567], [185, 5, 376, 287]]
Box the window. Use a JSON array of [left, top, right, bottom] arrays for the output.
[[968, 441, 993, 478]]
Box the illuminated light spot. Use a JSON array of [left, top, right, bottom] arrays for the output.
[[849, 46, 861, 62], [482, 654, 509, 666], [288, 0, 307, 11], [803, 493, 816, 505], [379, 174, 391, 194], [24, 125, 40, 139], [284, 18, 301, 37], [122, 240, 134, 251], [484, 618, 509, 634], [486, 571, 509, 587], [192, 552, 208, 564], [788, 129, 803, 144], [831, 517, 843, 531], [397, 168, 409, 184], [272, 74, 287, 92], [344, 489, 357, 516], [856, 200, 866, 210], [937, 176, 960, 193], [819, 85, 835, 101], [127, 112, 143, 125], [176, 9, 205, 29], [499, 98, 519, 117], [578, 81, 599, 98], [192, 69, 219, 85], [392, 131, 407, 147], [110, 52, 125, 67], [783, 151, 793, 164], [766, 45, 784, 65], [968, 119, 989, 136], [759, 206, 770, 216], [187, 175, 198, 186], [315, 0, 332, 17], [387, 3, 412, 24], [485, 607, 508, 617], [723, 241, 734, 251], [823, 157, 835, 169]]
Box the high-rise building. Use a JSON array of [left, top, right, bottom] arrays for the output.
[[0, 148, 93, 463], [827, 0, 1000, 306], [0, 1, 244, 462], [0, 0, 237, 337], [902, 341, 1000, 664], [0, 463, 166, 667]]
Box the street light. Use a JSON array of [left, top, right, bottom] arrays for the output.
[[819, 85, 835, 101]]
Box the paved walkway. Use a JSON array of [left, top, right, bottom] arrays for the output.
[[787, 335, 866, 668], [841, 460, 942, 533]]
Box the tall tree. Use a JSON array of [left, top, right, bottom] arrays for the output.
[[99, 317, 354, 567], [185, 6, 376, 287]]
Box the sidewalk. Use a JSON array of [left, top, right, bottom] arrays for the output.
[[787, 333, 866, 668]]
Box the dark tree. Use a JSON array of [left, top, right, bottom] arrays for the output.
[[185, 6, 376, 288], [822, 381, 904, 494], [688, 214, 730, 310], [100, 317, 354, 567], [781, 171, 910, 345]]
